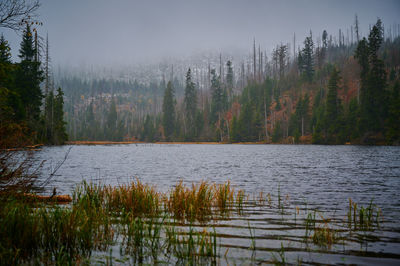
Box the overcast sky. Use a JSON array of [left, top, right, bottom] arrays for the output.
[[2, 0, 399, 67]]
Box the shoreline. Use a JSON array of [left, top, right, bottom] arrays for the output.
[[66, 140, 328, 145]]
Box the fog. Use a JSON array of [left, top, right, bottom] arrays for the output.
[[2, 0, 399, 67]]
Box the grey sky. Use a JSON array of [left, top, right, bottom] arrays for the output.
[[1, 0, 399, 66]]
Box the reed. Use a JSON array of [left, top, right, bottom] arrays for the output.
[[215, 180, 234, 212], [271, 243, 287, 265], [165, 180, 245, 221], [165, 180, 213, 221], [304, 210, 316, 241], [248, 221, 256, 251], [1, 180, 386, 264], [347, 198, 380, 231], [171, 225, 218, 265], [0, 199, 114, 264], [236, 189, 245, 213], [312, 215, 337, 248]]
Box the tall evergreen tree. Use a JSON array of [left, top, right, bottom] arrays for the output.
[[226, 60, 234, 100], [184, 68, 197, 140], [210, 69, 228, 126], [142, 114, 155, 142], [355, 19, 387, 137], [0, 34, 11, 63], [367, 19, 386, 132], [0, 35, 14, 119], [298, 33, 314, 82], [162, 81, 175, 140], [14, 24, 44, 125], [53, 87, 68, 144]]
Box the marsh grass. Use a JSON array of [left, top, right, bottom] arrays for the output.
[[165, 180, 246, 221], [165, 180, 214, 221], [0, 180, 386, 264], [171, 225, 218, 265], [0, 199, 115, 264], [348, 198, 381, 231], [312, 214, 337, 248], [271, 243, 287, 265]]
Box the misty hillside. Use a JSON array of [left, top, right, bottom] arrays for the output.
[[58, 18, 400, 145]]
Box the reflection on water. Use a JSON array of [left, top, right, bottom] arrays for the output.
[[33, 144, 400, 264]]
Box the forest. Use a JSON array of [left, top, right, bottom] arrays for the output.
[[0, 23, 67, 148], [58, 17, 400, 145], [1, 16, 400, 146]]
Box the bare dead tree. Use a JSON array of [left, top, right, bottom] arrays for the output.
[[0, 0, 41, 31]]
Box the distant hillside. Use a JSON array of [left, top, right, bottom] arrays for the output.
[[61, 19, 400, 145]]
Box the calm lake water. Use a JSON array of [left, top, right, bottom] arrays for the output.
[[33, 144, 400, 264]]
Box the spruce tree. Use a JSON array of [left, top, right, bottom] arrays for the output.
[[355, 19, 387, 137], [210, 69, 228, 127], [0, 34, 11, 63], [162, 81, 175, 140], [184, 68, 197, 140], [15, 24, 44, 125], [298, 33, 314, 82], [0, 34, 20, 122], [53, 87, 68, 144], [367, 19, 386, 132], [226, 60, 234, 99]]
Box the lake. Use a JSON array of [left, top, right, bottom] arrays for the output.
[[33, 144, 400, 264]]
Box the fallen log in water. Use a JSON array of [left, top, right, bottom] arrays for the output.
[[22, 193, 72, 203]]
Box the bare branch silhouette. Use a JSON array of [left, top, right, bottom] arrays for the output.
[[0, 0, 41, 31]]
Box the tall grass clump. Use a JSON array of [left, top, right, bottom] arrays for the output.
[[0, 199, 115, 264], [73, 179, 161, 217], [312, 215, 337, 248], [165, 180, 247, 221], [169, 225, 218, 265], [165, 180, 214, 221], [215, 180, 234, 212], [348, 198, 381, 231]]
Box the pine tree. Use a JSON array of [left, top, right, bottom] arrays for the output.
[[162, 81, 175, 140], [238, 102, 254, 141], [53, 87, 68, 144], [142, 114, 155, 142], [15, 24, 44, 125], [355, 19, 387, 137], [210, 69, 228, 128], [0, 35, 23, 122], [184, 68, 197, 140], [367, 19, 386, 132], [0, 34, 11, 63], [226, 60, 234, 100], [298, 33, 314, 82]]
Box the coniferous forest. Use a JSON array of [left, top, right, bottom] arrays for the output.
[[57, 18, 400, 145], [1, 15, 400, 146], [1, 24, 67, 148]]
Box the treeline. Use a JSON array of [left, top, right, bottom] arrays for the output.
[[0, 25, 67, 148], [65, 17, 400, 145]]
